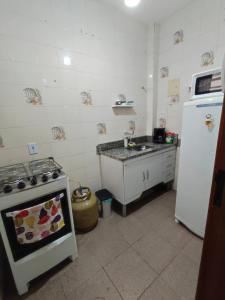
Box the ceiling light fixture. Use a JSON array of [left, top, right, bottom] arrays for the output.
[[63, 56, 71, 66], [124, 0, 141, 8]]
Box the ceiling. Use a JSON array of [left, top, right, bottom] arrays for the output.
[[101, 0, 194, 24]]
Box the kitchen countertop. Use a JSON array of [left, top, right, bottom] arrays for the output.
[[99, 143, 176, 161]]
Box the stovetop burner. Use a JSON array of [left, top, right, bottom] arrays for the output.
[[0, 157, 64, 196], [0, 164, 28, 183], [29, 158, 62, 176]]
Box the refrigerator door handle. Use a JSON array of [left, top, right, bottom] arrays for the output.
[[142, 171, 145, 182], [214, 170, 225, 207]]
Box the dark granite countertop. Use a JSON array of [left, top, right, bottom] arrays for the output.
[[99, 142, 176, 161]]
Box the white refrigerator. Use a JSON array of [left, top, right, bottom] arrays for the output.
[[175, 95, 223, 238]]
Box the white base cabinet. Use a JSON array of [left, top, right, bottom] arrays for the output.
[[100, 148, 176, 215]]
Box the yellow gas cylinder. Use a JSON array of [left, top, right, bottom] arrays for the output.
[[71, 186, 98, 233]]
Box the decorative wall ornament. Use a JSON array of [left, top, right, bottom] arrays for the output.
[[23, 88, 42, 105], [160, 67, 169, 78], [0, 135, 4, 148], [174, 30, 184, 44], [81, 91, 92, 105], [52, 126, 66, 141], [159, 118, 166, 128], [128, 120, 135, 131], [201, 51, 214, 66], [97, 123, 106, 135]]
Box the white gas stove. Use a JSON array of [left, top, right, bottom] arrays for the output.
[[0, 157, 77, 295]]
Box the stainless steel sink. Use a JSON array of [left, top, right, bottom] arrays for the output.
[[132, 145, 154, 152]]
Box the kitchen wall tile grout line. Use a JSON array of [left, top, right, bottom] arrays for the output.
[[102, 267, 125, 300], [136, 231, 200, 299]]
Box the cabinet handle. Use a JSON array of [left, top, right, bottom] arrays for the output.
[[146, 170, 149, 180], [142, 171, 145, 181]]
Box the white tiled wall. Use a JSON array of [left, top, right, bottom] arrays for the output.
[[147, 23, 160, 135], [0, 0, 148, 192], [157, 0, 225, 135]]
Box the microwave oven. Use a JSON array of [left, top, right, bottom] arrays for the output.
[[191, 68, 223, 99]]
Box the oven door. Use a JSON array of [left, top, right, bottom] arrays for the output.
[[1, 189, 72, 261]]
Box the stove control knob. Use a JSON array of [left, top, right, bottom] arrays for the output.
[[17, 181, 26, 190], [30, 176, 37, 186], [42, 174, 48, 183], [3, 185, 13, 194], [52, 172, 59, 179]]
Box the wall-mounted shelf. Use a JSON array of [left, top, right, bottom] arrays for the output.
[[112, 105, 134, 108]]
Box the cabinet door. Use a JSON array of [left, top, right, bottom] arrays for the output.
[[100, 155, 124, 203], [145, 154, 162, 189], [124, 159, 146, 204], [162, 150, 176, 183]]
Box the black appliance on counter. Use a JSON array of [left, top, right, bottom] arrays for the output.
[[153, 128, 166, 144]]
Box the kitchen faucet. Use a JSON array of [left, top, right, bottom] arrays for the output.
[[124, 130, 135, 144]]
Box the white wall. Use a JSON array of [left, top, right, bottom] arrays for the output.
[[157, 0, 225, 135], [0, 0, 148, 192], [146, 23, 160, 135]]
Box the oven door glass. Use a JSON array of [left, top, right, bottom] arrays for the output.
[[1, 189, 72, 261]]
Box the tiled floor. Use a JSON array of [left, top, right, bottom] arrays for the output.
[[4, 190, 203, 300]]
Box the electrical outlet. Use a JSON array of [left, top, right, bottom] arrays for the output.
[[27, 143, 38, 155]]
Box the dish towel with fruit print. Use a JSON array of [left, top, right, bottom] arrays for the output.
[[6, 193, 65, 244]]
